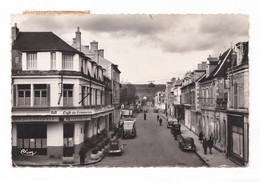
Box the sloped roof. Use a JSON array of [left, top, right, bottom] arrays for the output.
[[199, 48, 232, 83], [12, 32, 81, 53]]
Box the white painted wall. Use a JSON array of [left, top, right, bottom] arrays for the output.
[[12, 124, 17, 146], [74, 122, 84, 145], [47, 123, 63, 146]]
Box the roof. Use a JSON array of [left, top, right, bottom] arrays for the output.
[[12, 32, 81, 53], [199, 48, 232, 83]]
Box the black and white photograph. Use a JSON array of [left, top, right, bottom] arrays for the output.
[[1, 0, 260, 182], [11, 13, 249, 168]]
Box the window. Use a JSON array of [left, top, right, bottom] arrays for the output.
[[232, 125, 243, 158], [18, 85, 31, 106], [63, 84, 73, 106], [234, 82, 238, 109], [62, 53, 74, 70], [27, 53, 37, 70], [17, 124, 47, 155], [50, 52, 56, 70], [34, 84, 48, 106]]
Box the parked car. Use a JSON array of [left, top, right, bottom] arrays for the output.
[[122, 119, 136, 139], [154, 109, 159, 113], [179, 137, 196, 151], [108, 139, 124, 155], [167, 119, 175, 128]]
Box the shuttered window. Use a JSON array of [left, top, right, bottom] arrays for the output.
[[62, 53, 74, 70], [27, 53, 37, 70]]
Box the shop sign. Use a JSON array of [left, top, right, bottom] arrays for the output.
[[20, 149, 37, 156], [13, 116, 59, 122]]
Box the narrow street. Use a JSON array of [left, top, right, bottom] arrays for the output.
[[92, 108, 205, 167]]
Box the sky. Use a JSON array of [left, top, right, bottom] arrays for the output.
[[12, 14, 249, 84]]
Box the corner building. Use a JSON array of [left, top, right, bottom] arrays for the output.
[[11, 24, 114, 157]]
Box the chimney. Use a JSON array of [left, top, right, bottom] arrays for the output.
[[90, 41, 98, 52], [75, 27, 81, 51], [84, 45, 89, 50], [98, 49, 104, 57], [198, 63, 202, 70], [206, 55, 218, 77], [12, 23, 19, 43], [73, 38, 76, 45]]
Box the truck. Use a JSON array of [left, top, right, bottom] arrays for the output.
[[122, 118, 137, 139]]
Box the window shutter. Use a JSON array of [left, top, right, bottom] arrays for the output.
[[47, 84, 50, 106], [13, 85, 17, 107], [239, 84, 244, 108]]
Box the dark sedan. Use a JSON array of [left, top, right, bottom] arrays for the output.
[[179, 137, 196, 152]]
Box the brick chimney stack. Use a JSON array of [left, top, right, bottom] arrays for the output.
[[75, 27, 81, 51], [90, 41, 98, 52], [12, 23, 19, 43], [98, 49, 104, 57]]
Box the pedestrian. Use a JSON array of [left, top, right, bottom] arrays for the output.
[[79, 148, 86, 165], [159, 118, 162, 126], [144, 113, 146, 120], [199, 131, 203, 141], [202, 138, 208, 155], [157, 114, 159, 121], [208, 136, 214, 154]]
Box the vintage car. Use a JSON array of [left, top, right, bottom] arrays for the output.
[[122, 119, 137, 139], [179, 137, 196, 151], [108, 139, 124, 155], [171, 124, 181, 135], [167, 119, 175, 128]]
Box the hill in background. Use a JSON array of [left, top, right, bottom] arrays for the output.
[[134, 84, 166, 100]]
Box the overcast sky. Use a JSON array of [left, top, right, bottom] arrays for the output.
[[12, 14, 249, 84]]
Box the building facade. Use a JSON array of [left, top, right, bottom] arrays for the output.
[[12, 24, 115, 158], [226, 42, 249, 166]]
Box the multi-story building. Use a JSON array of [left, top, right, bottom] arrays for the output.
[[11, 24, 114, 158], [181, 64, 205, 133], [226, 42, 249, 166], [199, 52, 232, 152], [71, 28, 121, 130], [154, 91, 166, 112]]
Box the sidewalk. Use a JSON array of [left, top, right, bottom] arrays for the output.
[[159, 113, 239, 167]]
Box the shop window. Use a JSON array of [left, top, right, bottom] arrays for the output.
[[62, 53, 74, 70], [63, 123, 74, 157], [17, 85, 31, 106], [63, 84, 73, 106], [17, 124, 47, 155], [232, 125, 243, 158], [27, 53, 37, 70], [34, 84, 48, 106]]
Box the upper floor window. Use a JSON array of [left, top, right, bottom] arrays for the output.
[[50, 52, 56, 70], [27, 53, 37, 70], [62, 53, 74, 70], [63, 84, 73, 106], [34, 84, 48, 106], [18, 85, 31, 106]]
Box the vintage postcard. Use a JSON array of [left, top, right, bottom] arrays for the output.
[[11, 13, 249, 168]]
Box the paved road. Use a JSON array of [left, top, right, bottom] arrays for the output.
[[92, 109, 206, 167]]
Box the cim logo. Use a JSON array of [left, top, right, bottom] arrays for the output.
[[20, 149, 37, 156]]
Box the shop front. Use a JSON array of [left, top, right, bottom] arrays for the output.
[[227, 113, 249, 166]]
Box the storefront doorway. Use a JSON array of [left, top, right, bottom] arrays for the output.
[[63, 123, 74, 157]]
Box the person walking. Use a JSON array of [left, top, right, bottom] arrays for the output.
[[159, 118, 162, 126], [202, 138, 208, 155], [79, 148, 86, 165], [144, 113, 146, 120], [199, 131, 204, 141], [208, 136, 214, 154], [157, 114, 159, 121]]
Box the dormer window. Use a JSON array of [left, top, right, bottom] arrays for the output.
[[62, 53, 74, 70], [50, 52, 56, 70], [27, 53, 37, 70]]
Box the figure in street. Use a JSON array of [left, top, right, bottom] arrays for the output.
[[199, 131, 204, 141], [144, 113, 146, 120], [208, 136, 214, 154], [157, 114, 159, 121], [202, 138, 208, 155], [79, 148, 86, 165], [159, 118, 162, 126]]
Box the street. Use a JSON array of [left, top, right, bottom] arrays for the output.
[[92, 108, 206, 167]]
